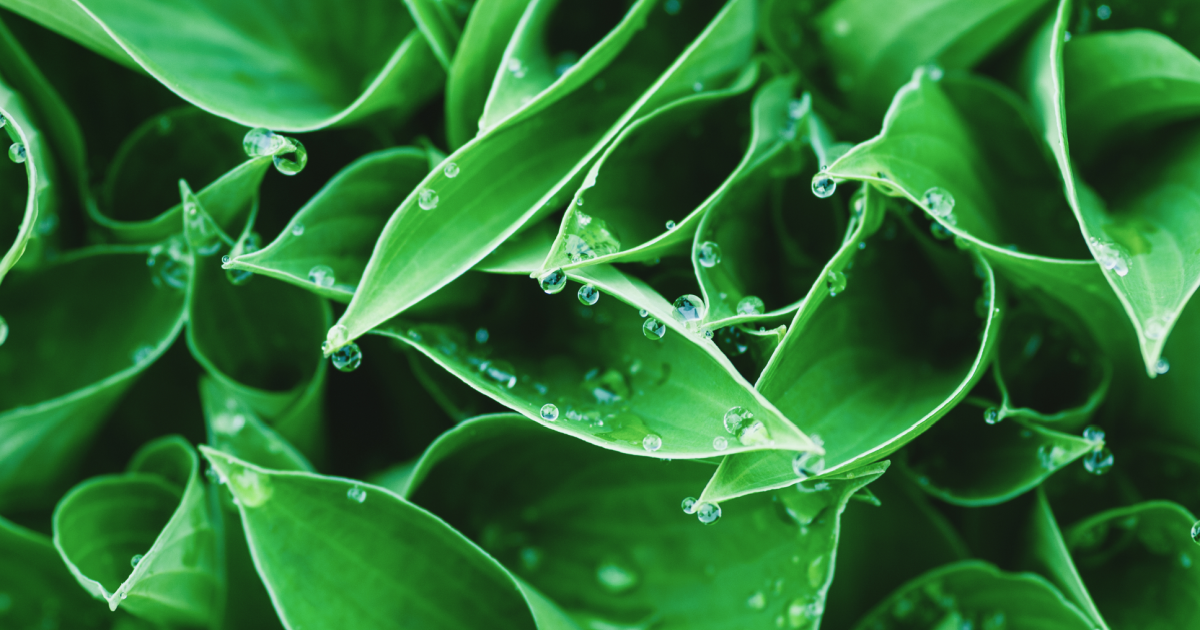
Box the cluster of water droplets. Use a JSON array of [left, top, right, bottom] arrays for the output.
[[242, 127, 307, 176], [724, 405, 771, 446], [681, 496, 721, 524], [1080, 425, 1114, 475], [1086, 236, 1130, 277]]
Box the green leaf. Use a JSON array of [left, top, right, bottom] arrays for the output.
[[402, 0, 464, 71], [0, 0, 443, 130], [1021, 2, 1200, 372], [405, 413, 888, 630], [0, 68, 55, 285], [330, 0, 758, 349], [1064, 500, 1200, 629], [53, 436, 220, 626], [1022, 489, 1108, 629], [0, 249, 185, 510], [199, 446, 579, 630], [226, 147, 432, 302], [848, 560, 1094, 630], [445, 0, 531, 149], [200, 376, 313, 473], [0, 516, 107, 629], [539, 64, 763, 271], [899, 400, 1097, 506], [375, 266, 820, 459], [91, 107, 249, 243]]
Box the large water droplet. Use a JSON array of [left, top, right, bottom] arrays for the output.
[[444, 162, 460, 178], [923, 187, 955, 218], [243, 127, 289, 157], [696, 502, 721, 524], [347, 486, 367, 503], [811, 174, 836, 198], [7, 142, 26, 164], [332, 342, 362, 372], [671, 295, 706, 327], [1083, 447, 1114, 475], [1155, 357, 1170, 375], [540, 403, 559, 421], [273, 137, 307, 175], [643, 317, 666, 341], [130, 554, 144, 568], [596, 561, 639, 593], [642, 434, 663, 452], [538, 268, 567, 294], [698, 241, 722, 267], [737, 296, 765, 316], [723, 406, 753, 434], [826, 270, 847, 296], [308, 265, 335, 288], [792, 450, 825, 478], [681, 497, 698, 514], [1087, 236, 1130, 277], [418, 189, 439, 210], [578, 283, 600, 306], [984, 407, 1000, 424], [1083, 425, 1105, 443]]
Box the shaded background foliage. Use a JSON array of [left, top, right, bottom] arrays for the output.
[[1, 0, 1199, 629]]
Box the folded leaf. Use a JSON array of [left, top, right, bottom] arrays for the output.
[[1021, 489, 1108, 629], [200, 446, 579, 630], [0, 516, 107, 629], [406, 413, 887, 630], [0, 249, 185, 510], [53, 436, 220, 626]]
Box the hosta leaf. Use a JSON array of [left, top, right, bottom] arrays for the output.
[[1022, 1, 1200, 372], [899, 400, 1097, 506], [703, 217, 1000, 502], [331, 0, 757, 350], [693, 94, 849, 327], [402, 0, 464, 71], [184, 174, 331, 460], [92, 107, 249, 243], [200, 376, 312, 473], [849, 560, 1093, 630], [376, 266, 819, 459], [0, 249, 185, 510], [0, 516, 107, 629], [0, 0, 443, 130], [481, 0, 659, 131], [1022, 489, 1107, 629], [199, 446, 580, 630], [405, 414, 887, 630], [1064, 501, 1200, 629], [226, 147, 432, 302], [445, 0, 530, 148], [0, 69, 55, 285], [53, 436, 220, 626]]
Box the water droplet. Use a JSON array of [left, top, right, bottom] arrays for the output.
[[681, 497, 698, 514], [221, 255, 231, 264], [737, 296, 765, 316], [923, 187, 955, 218], [724, 406, 753, 434], [664, 0, 681, 14], [696, 502, 721, 524], [671, 294, 706, 327], [480, 360, 518, 388], [243, 127, 288, 157], [213, 411, 246, 435], [228, 464, 272, 507], [444, 162, 460, 178], [696, 241, 722, 268], [1155, 357, 1170, 375], [578, 283, 600, 305], [332, 342, 362, 372], [643, 317, 666, 340], [132, 345, 155, 364], [291, 223, 305, 236], [792, 450, 825, 478], [596, 561, 639, 593], [788, 597, 823, 628], [308, 265, 335, 288], [747, 591, 767, 610], [325, 324, 349, 352], [642, 434, 663, 452], [923, 63, 945, 81], [639, 308, 649, 318], [713, 436, 728, 451], [506, 58, 528, 79], [347, 486, 367, 503], [1087, 236, 1130, 277], [984, 407, 1000, 424], [665, 220, 677, 230], [7, 142, 25, 164], [1146, 316, 1169, 340], [811, 174, 836, 198], [474, 328, 489, 344], [0, 315, 7, 347], [538, 268, 567, 294], [1038, 444, 1067, 470], [1191, 520, 1200, 544], [1083, 425, 1105, 443], [825, 270, 847, 296], [272, 137, 307, 175], [1097, 4, 1111, 19], [540, 403, 559, 421], [418, 188, 439, 210], [130, 554, 143, 568], [0, 114, 7, 129], [1083, 447, 1114, 475]]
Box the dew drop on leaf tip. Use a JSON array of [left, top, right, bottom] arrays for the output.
[[696, 502, 721, 524], [811, 174, 836, 198], [681, 497, 698, 514], [538, 268, 567, 294], [331, 342, 362, 372], [1155, 358, 1170, 375], [984, 407, 1000, 424], [347, 486, 367, 503]]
